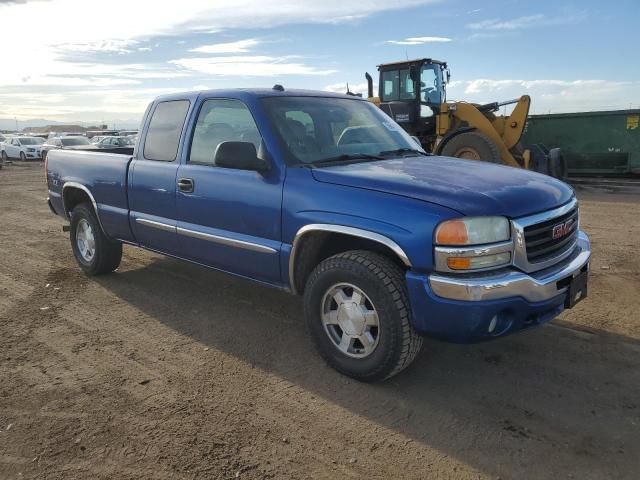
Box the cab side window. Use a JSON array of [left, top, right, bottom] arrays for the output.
[[189, 99, 261, 166], [381, 70, 399, 101], [144, 100, 190, 161]]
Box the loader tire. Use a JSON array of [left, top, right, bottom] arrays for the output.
[[441, 131, 502, 164]]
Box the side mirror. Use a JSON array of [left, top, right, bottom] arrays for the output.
[[214, 141, 270, 172]]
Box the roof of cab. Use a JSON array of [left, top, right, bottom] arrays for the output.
[[153, 87, 364, 103]]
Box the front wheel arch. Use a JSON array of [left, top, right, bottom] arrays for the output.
[[289, 226, 412, 295]]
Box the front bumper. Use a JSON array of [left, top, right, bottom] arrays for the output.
[[406, 231, 591, 342]]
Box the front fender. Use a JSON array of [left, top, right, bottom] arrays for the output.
[[282, 167, 460, 280]]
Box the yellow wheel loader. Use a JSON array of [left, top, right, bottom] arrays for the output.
[[364, 58, 566, 179]]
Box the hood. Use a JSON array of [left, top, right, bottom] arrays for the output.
[[310, 156, 574, 218]]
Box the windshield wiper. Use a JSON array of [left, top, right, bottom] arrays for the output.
[[378, 148, 430, 158], [310, 153, 384, 167]]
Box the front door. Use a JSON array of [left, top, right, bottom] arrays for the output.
[[175, 98, 283, 284]]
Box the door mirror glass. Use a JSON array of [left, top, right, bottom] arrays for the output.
[[214, 141, 269, 172]]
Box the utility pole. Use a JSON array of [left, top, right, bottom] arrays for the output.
[[15, 117, 18, 132]]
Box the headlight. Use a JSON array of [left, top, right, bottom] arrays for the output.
[[27, 148, 35, 152], [435, 217, 510, 245], [435, 216, 512, 272]]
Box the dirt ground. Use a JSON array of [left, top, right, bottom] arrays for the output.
[[1, 162, 639, 479]]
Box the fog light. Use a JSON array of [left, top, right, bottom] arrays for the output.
[[488, 315, 498, 333]]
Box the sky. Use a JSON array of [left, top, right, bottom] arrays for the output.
[[0, 0, 639, 128]]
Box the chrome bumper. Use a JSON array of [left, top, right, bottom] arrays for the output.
[[429, 231, 591, 302]]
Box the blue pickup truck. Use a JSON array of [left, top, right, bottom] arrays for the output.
[[46, 87, 591, 381]]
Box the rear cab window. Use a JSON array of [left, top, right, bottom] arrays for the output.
[[143, 100, 190, 161]]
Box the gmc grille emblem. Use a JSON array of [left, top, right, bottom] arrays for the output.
[[552, 219, 574, 240]]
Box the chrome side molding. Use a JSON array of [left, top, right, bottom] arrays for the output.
[[135, 217, 176, 233], [176, 227, 277, 254], [135, 217, 276, 254]]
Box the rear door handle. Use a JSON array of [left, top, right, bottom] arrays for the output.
[[177, 177, 194, 193]]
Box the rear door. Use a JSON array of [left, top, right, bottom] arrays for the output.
[[174, 97, 283, 284], [128, 99, 191, 255]]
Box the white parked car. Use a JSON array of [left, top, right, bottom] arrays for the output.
[[0, 136, 44, 161]]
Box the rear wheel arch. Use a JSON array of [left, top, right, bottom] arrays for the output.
[[62, 183, 109, 238], [288, 224, 412, 295]]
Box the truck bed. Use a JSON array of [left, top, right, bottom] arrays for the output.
[[47, 149, 134, 241]]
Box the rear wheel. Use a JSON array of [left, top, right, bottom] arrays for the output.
[[441, 131, 502, 163], [70, 203, 122, 275], [303, 250, 423, 382]]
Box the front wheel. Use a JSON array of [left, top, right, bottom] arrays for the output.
[[303, 250, 423, 382], [19, 151, 26, 161], [70, 203, 122, 275]]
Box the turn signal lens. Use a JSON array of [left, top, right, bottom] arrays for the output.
[[447, 253, 511, 271], [447, 257, 471, 269], [435, 220, 468, 245]]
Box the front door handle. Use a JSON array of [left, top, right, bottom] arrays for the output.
[[177, 178, 194, 193]]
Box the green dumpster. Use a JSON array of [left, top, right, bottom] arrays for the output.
[[522, 109, 640, 176]]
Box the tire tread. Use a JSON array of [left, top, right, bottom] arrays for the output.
[[305, 250, 422, 381]]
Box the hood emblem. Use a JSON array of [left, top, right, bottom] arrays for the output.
[[552, 219, 574, 240]]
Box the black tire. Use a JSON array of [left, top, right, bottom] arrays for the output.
[[42, 150, 47, 162], [548, 148, 568, 180], [2, 151, 9, 162], [70, 203, 122, 275], [19, 151, 26, 161], [303, 250, 423, 382], [441, 131, 502, 163]]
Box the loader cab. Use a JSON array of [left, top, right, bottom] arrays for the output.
[[374, 58, 447, 139]]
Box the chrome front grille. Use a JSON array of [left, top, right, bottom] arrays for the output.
[[511, 198, 580, 274], [524, 207, 579, 262]]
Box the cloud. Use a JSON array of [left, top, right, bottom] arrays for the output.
[[466, 14, 545, 30], [466, 11, 587, 31], [171, 56, 337, 76], [447, 78, 640, 113], [0, 0, 439, 108], [385, 36, 452, 45], [190, 39, 261, 54]]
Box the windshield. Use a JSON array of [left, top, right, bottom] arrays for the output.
[[18, 138, 39, 145], [61, 137, 90, 146], [261, 96, 424, 165]]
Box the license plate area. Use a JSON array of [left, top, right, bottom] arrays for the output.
[[563, 268, 588, 309]]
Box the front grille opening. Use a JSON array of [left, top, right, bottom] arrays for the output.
[[524, 207, 578, 263]]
